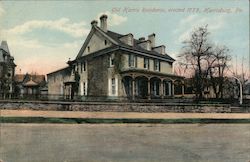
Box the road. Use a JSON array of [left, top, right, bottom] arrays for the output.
[[0, 124, 250, 162]]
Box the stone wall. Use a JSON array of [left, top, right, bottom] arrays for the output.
[[0, 101, 248, 113], [87, 54, 109, 97]]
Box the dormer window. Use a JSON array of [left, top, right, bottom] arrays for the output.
[[119, 33, 134, 46]]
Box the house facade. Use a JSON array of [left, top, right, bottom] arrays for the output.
[[0, 41, 16, 98], [47, 15, 184, 100]]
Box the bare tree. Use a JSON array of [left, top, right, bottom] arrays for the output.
[[178, 25, 232, 99], [178, 25, 212, 99], [208, 45, 231, 99]]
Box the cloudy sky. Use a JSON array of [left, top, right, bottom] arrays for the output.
[[0, 0, 249, 75]]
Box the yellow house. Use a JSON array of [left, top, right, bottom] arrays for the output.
[[47, 15, 184, 100]]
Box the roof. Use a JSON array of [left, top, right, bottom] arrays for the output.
[[47, 66, 71, 76], [120, 69, 184, 80], [24, 80, 38, 86], [14, 74, 25, 83], [14, 74, 46, 85], [105, 29, 175, 61], [75, 26, 175, 62]]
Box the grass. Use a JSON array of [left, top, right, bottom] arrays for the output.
[[1, 117, 250, 124]]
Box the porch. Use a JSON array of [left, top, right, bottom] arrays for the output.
[[121, 69, 184, 100]]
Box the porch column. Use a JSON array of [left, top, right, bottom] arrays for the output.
[[172, 81, 175, 97], [168, 82, 171, 96], [181, 83, 185, 97], [160, 79, 164, 99], [132, 79, 135, 100], [63, 85, 65, 99], [147, 79, 151, 100]]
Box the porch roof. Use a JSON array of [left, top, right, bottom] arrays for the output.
[[64, 81, 76, 85], [120, 69, 184, 81]]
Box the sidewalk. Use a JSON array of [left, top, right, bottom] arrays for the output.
[[1, 110, 250, 119]]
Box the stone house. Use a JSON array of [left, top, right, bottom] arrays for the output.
[[0, 41, 16, 98], [47, 15, 184, 100]]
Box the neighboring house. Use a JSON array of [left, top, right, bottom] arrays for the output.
[[14, 73, 47, 98], [47, 14, 184, 100], [0, 41, 16, 99], [183, 77, 242, 100]]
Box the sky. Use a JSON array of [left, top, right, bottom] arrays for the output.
[[0, 0, 249, 76]]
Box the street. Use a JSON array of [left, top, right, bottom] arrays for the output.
[[0, 124, 250, 162]]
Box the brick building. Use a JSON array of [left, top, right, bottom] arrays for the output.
[[0, 41, 16, 98], [47, 15, 184, 100]]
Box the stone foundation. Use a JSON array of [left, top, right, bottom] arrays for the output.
[[0, 100, 248, 113]]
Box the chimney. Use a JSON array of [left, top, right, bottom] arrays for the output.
[[152, 45, 165, 54], [91, 20, 98, 27], [148, 33, 155, 48], [139, 37, 145, 41], [100, 14, 108, 32], [137, 40, 151, 51], [119, 33, 134, 46]]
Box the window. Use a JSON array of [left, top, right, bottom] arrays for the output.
[[110, 55, 114, 67], [105, 40, 107, 46], [60, 84, 63, 95], [144, 58, 149, 69], [81, 82, 87, 96], [153, 81, 160, 96], [87, 46, 90, 52], [82, 61, 86, 72], [154, 59, 160, 71], [83, 82, 86, 95], [164, 81, 171, 96], [80, 63, 83, 73], [111, 78, 116, 95], [129, 54, 136, 67], [76, 63, 79, 72]]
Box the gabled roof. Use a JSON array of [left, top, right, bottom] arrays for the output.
[[24, 80, 38, 86], [75, 26, 119, 59], [75, 26, 175, 62], [15, 74, 46, 85]]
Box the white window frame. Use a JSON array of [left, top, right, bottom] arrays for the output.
[[111, 78, 116, 95], [81, 61, 86, 72], [154, 59, 160, 71], [129, 54, 136, 67], [144, 57, 149, 69], [81, 81, 87, 96], [83, 82, 87, 95], [110, 55, 114, 67], [109, 77, 118, 96]]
